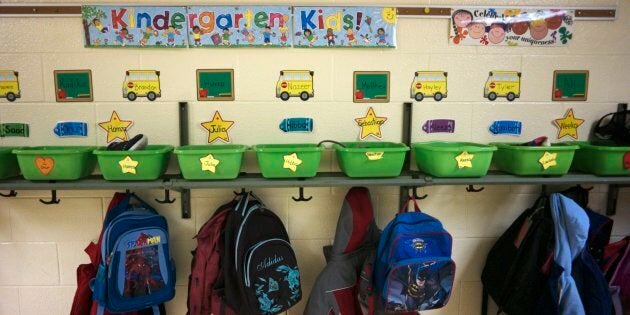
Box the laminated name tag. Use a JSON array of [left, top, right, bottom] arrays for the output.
[[489, 120, 522, 136], [54, 121, 88, 137]]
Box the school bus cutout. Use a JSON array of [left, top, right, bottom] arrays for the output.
[[276, 70, 314, 101], [123, 70, 161, 101], [410, 71, 447, 102], [0, 70, 20, 102], [484, 71, 521, 102]]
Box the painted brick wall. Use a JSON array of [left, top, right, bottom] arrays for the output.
[[0, 0, 629, 314]]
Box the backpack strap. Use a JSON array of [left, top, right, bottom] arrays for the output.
[[399, 195, 421, 214], [481, 286, 488, 315]]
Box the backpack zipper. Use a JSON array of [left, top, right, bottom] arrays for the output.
[[234, 204, 261, 270]]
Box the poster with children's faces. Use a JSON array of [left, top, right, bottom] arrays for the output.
[[187, 6, 292, 47], [82, 6, 189, 48], [450, 8, 574, 46], [293, 7, 396, 48]]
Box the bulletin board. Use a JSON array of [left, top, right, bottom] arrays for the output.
[[196, 69, 235, 101], [54, 70, 93, 102], [353, 71, 390, 103], [552, 70, 589, 101]]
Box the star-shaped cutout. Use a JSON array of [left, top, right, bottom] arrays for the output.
[[553, 108, 584, 140], [539, 151, 558, 170], [200, 153, 220, 173], [119, 156, 139, 174], [98, 111, 133, 143], [283, 153, 302, 172], [355, 107, 387, 140], [201, 111, 235, 143], [455, 151, 474, 169]]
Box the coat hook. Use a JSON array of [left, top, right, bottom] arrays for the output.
[[411, 187, 428, 199], [292, 187, 312, 202], [466, 185, 484, 192], [39, 190, 60, 205], [233, 188, 247, 196], [0, 190, 17, 197], [155, 189, 176, 204]]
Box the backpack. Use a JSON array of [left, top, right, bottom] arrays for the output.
[[594, 108, 630, 145], [373, 196, 455, 313], [92, 193, 176, 315], [603, 237, 630, 314], [223, 192, 301, 315], [187, 199, 238, 315]]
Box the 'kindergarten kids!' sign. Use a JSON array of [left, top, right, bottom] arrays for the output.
[[82, 6, 188, 47], [450, 8, 574, 46], [187, 6, 292, 47], [293, 7, 396, 48]]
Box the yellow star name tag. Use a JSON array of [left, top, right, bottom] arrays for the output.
[[201, 111, 235, 144], [200, 154, 220, 173], [455, 151, 474, 169], [355, 107, 387, 140], [119, 156, 139, 174], [365, 151, 384, 160], [539, 151, 558, 170], [283, 153, 302, 172], [98, 111, 133, 143], [553, 109, 584, 140]]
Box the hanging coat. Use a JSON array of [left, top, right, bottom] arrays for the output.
[[305, 187, 380, 315]]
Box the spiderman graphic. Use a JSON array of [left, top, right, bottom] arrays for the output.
[[124, 246, 165, 297]]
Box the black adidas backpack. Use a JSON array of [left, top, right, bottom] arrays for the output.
[[222, 192, 301, 315]]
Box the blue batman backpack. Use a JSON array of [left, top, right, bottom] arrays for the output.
[[373, 197, 455, 313], [91, 193, 176, 315]]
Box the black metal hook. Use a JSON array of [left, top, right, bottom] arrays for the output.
[[233, 188, 247, 196], [155, 189, 176, 204], [292, 187, 312, 202], [0, 190, 17, 197], [466, 185, 484, 192], [39, 190, 60, 205], [411, 187, 428, 199]]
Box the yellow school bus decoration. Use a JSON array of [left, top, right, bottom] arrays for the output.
[[276, 70, 314, 101], [410, 71, 447, 102], [484, 71, 521, 101], [123, 70, 161, 101], [0, 70, 20, 102]]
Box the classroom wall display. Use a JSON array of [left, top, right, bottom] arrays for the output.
[[123, 70, 161, 101], [54, 70, 93, 102], [553, 108, 584, 140], [82, 6, 189, 47], [423, 119, 455, 134], [187, 6, 292, 47], [196, 69, 235, 101], [552, 70, 589, 101], [353, 71, 390, 103], [279, 118, 313, 133], [98, 111, 134, 143], [484, 71, 521, 101], [355, 107, 387, 140], [293, 7, 396, 48], [489, 120, 522, 136], [201, 111, 234, 143], [450, 8, 573, 46], [410, 71, 448, 102], [0, 70, 20, 102], [0, 123, 29, 137], [276, 70, 315, 101], [53, 121, 88, 137]]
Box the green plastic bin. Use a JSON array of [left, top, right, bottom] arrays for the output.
[[13, 146, 96, 180], [570, 141, 630, 176], [253, 144, 322, 178], [491, 142, 579, 176], [334, 142, 409, 178], [175, 145, 247, 180], [412, 142, 497, 177], [94, 145, 173, 181], [0, 147, 20, 179]]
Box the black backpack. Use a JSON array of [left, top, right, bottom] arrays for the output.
[[223, 192, 301, 315], [594, 108, 630, 145]]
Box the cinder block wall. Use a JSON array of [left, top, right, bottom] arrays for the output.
[[0, 0, 629, 314]]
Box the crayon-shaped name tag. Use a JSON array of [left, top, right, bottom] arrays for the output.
[[422, 119, 455, 133], [54, 121, 88, 137], [279, 118, 313, 133], [0, 123, 29, 137], [489, 120, 522, 135]]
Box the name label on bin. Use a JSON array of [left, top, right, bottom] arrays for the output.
[[35, 156, 55, 175], [365, 151, 384, 160], [54, 121, 88, 137], [489, 120, 522, 136], [0, 123, 29, 137], [455, 151, 474, 168], [624, 152, 630, 169], [119, 156, 139, 174], [279, 118, 313, 133], [422, 119, 455, 134], [200, 154, 220, 173], [283, 153, 302, 172], [539, 152, 557, 170]]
